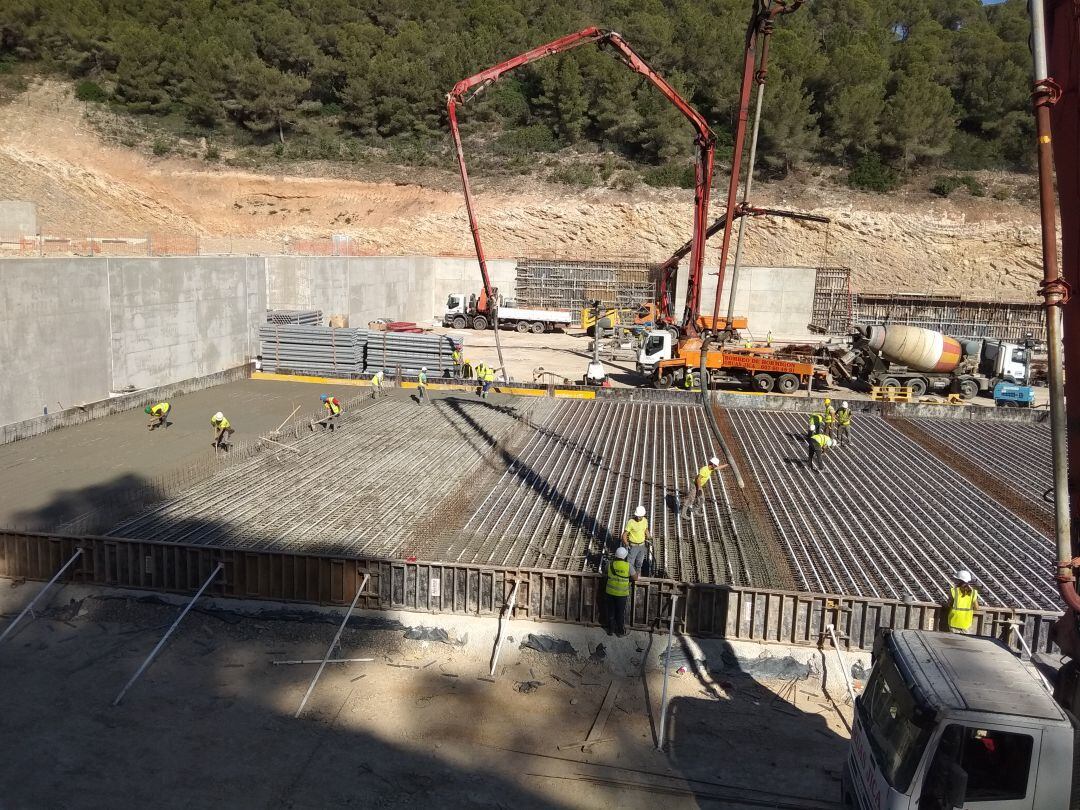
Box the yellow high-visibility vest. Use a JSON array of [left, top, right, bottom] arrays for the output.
[[624, 518, 648, 545], [948, 586, 978, 630], [838, 408, 851, 426], [605, 559, 631, 597], [325, 399, 341, 415], [695, 465, 712, 488], [211, 416, 230, 430], [150, 402, 170, 416], [811, 433, 831, 449], [823, 406, 835, 424]]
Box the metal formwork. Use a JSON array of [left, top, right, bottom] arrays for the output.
[[726, 409, 1057, 611], [109, 396, 541, 557], [514, 258, 655, 322], [907, 418, 1052, 516], [442, 399, 786, 587]]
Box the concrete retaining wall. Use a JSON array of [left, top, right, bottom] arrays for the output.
[[674, 265, 817, 339], [0, 201, 38, 239]]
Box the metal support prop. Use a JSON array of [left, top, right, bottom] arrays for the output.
[[1007, 620, 1053, 693], [294, 573, 370, 718], [826, 624, 857, 705], [0, 548, 83, 643], [113, 562, 223, 706], [656, 592, 679, 751], [1029, 0, 1080, 612], [489, 579, 520, 677]]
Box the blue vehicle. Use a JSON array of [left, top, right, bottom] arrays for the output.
[[993, 381, 1035, 407]]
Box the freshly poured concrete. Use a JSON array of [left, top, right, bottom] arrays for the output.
[[0, 378, 368, 530]]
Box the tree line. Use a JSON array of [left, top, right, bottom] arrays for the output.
[[0, 0, 1037, 180]]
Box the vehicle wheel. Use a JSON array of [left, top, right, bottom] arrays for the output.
[[666, 326, 680, 343], [515, 321, 530, 334], [776, 373, 800, 394], [958, 378, 980, 400], [881, 377, 902, 390], [586, 325, 596, 337], [656, 372, 675, 389], [472, 315, 488, 330], [531, 321, 545, 334], [751, 373, 775, 393], [907, 377, 928, 397], [451, 316, 467, 330]]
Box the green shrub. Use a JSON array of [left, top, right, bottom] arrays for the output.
[[991, 185, 1010, 201], [204, 144, 220, 161], [959, 174, 985, 197], [151, 136, 170, 156], [847, 153, 898, 192], [494, 124, 558, 155], [75, 80, 107, 103], [550, 164, 596, 187], [642, 161, 695, 189], [930, 174, 985, 197]]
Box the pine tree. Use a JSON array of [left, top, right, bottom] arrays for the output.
[[880, 64, 957, 166]]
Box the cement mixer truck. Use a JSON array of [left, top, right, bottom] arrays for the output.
[[840, 324, 1032, 400]]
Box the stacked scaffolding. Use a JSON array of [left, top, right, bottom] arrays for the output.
[[266, 309, 323, 326], [514, 258, 656, 324], [259, 325, 459, 375], [809, 268, 1047, 343]]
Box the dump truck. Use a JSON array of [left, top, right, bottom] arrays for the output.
[[443, 292, 571, 333], [839, 325, 1032, 400], [638, 332, 818, 393], [842, 629, 1077, 809]]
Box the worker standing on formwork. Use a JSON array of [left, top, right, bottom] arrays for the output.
[[621, 505, 651, 577], [417, 367, 428, 405], [452, 346, 462, 375], [605, 546, 632, 637], [835, 401, 852, 447], [680, 456, 721, 519], [480, 365, 495, 399], [210, 412, 234, 450], [806, 432, 835, 471], [822, 398, 836, 438], [945, 570, 980, 634], [144, 401, 171, 431], [319, 394, 342, 430], [370, 369, 384, 399]]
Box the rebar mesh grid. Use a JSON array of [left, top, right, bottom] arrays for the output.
[[514, 258, 656, 323]]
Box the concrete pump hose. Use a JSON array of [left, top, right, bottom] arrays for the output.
[[698, 334, 744, 489]]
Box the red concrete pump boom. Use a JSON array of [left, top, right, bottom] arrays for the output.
[[447, 27, 717, 334]]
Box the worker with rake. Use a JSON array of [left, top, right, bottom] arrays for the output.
[[319, 394, 343, 429], [680, 456, 721, 519], [210, 411, 234, 450]]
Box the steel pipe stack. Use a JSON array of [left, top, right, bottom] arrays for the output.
[[258, 325, 365, 374], [363, 331, 458, 375], [266, 309, 323, 326]]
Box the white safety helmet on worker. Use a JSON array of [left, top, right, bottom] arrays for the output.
[[614, 546, 628, 560], [212, 411, 224, 421], [842, 401, 849, 409], [634, 505, 646, 518], [709, 456, 720, 466], [954, 569, 973, 584]]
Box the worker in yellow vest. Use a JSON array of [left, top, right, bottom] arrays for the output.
[[417, 367, 428, 405], [144, 401, 171, 431], [481, 365, 495, 399], [680, 456, 721, 519], [605, 546, 633, 637], [806, 432, 835, 471], [320, 394, 342, 430], [210, 412, 234, 450], [808, 412, 825, 438], [370, 369, 384, 399], [822, 398, 836, 437], [621, 505, 651, 577], [836, 401, 852, 447], [946, 570, 979, 633]]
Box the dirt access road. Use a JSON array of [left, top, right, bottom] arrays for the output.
[[0, 80, 1045, 299], [0, 583, 852, 809]]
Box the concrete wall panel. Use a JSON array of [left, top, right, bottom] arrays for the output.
[[0, 201, 38, 239], [0, 259, 111, 426]]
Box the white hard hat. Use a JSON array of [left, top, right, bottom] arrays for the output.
[[614, 546, 629, 559], [421, 366, 427, 371], [955, 569, 973, 584], [709, 456, 720, 466], [634, 505, 646, 518], [213, 411, 224, 421], [842, 401, 849, 408]]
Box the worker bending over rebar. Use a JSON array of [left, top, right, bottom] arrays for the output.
[[210, 411, 234, 450], [806, 432, 835, 471], [319, 394, 342, 429], [680, 456, 720, 519], [145, 401, 171, 431]]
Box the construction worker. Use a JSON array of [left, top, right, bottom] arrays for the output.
[[417, 366, 428, 405], [836, 401, 852, 447], [766, 330, 773, 347], [144, 401, 171, 431], [680, 456, 721, 519], [946, 570, 979, 634], [605, 546, 632, 637], [682, 371, 697, 392], [320, 393, 342, 430], [210, 412, 234, 450], [822, 398, 836, 437], [370, 369, 384, 399], [808, 411, 825, 438], [452, 346, 462, 373], [806, 432, 835, 471], [621, 505, 651, 577], [475, 362, 486, 394], [481, 365, 495, 399]]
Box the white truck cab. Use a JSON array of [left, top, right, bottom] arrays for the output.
[[637, 329, 674, 373], [843, 630, 1076, 810]]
